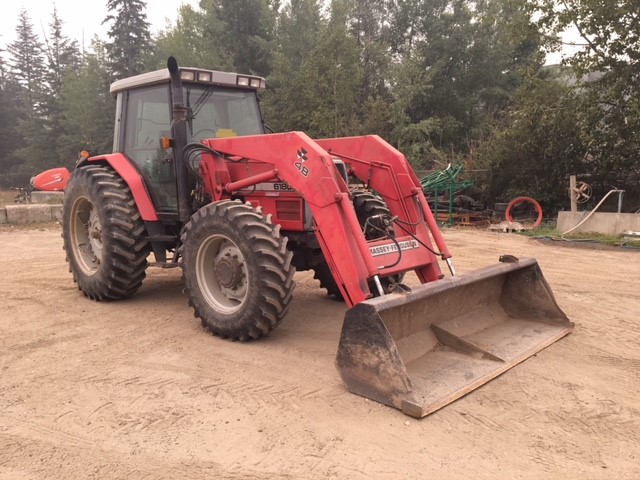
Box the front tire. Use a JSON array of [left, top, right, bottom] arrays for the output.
[[180, 200, 296, 341], [62, 165, 149, 300]]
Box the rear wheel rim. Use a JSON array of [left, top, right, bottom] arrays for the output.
[[70, 197, 103, 275], [196, 233, 248, 314]]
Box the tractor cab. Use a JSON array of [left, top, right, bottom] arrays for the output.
[[109, 67, 267, 214]]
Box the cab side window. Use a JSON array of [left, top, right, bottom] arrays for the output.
[[122, 85, 177, 211]]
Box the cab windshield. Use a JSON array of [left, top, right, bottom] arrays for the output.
[[185, 86, 264, 141]]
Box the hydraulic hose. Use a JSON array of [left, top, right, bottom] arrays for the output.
[[562, 189, 625, 237]]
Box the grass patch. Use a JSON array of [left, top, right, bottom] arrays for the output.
[[44, 196, 64, 205], [0, 189, 64, 206], [519, 227, 640, 248]]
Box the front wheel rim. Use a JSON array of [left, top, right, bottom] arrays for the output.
[[196, 233, 249, 314]]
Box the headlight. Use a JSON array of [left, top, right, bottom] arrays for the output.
[[237, 76, 250, 86], [197, 71, 212, 82], [180, 70, 195, 81]]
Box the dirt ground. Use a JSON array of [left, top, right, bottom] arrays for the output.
[[0, 225, 638, 479]]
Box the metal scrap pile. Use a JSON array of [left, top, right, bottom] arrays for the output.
[[421, 164, 489, 226]]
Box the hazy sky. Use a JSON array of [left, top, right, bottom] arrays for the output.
[[1, 1, 581, 64], [0, 0, 199, 51]]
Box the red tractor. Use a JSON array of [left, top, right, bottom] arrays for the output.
[[62, 57, 573, 417]]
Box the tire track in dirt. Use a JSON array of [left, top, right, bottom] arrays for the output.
[[3, 227, 640, 479], [587, 353, 640, 374], [1, 426, 302, 480], [68, 357, 342, 419]]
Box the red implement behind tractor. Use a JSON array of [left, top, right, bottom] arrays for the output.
[[61, 58, 573, 417], [31, 167, 71, 192]]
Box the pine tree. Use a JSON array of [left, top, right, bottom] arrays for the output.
[[349, 0, 390, 100], [151, 3, 232, 70], [60, 41, 115, 166], [7, 8, 45, 108], [0, 52, 6, 87], [43, 8, 81, 97], [7, 8, 48, 173], [347, 0, 394, 137], [0, 52, 25, 174], [41, 8, 82, 166], [211, 0, 276, 76], [262, 0, 324, 132], [103, 0, 152, 79], [278, 0, 323, 69], [302, 0, 363, 137]]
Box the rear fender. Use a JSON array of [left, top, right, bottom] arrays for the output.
[[77, 153, 158, 221]]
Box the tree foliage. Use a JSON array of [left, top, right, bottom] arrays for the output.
[[390, 0, 546, 169], [478, 72, 586, 209], [60, 43, 115, 163], [528, 0, 640, 207], [261, 0, 324, 133], [103, 0, 152, 78], [151, 4, 232, 70], [0, 0, 638, 209], [0, 54, 24, 174], [6, 9, 48, 173], [211, 0, 276, 77], [7, 9, 45, 107], [40, 9, 82, 168], [304, 0, 363, 138]]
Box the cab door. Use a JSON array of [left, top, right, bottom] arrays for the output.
[[120, 84, 177, 212]]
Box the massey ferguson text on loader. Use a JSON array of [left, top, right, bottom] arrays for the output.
[[61, 57, 573, 417]]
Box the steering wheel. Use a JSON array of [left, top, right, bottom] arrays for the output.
[[192, 129, 217, 141]]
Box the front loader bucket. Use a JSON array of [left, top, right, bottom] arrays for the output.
[[336, 257, 573, 418]]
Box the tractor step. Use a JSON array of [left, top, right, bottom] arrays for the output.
[[147, 234, 179, 243], [149, 262, 180, 269]]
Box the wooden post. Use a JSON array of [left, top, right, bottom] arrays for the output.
[[570, 175, 577, 213]]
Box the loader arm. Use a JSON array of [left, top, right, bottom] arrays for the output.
[[314, 135, 452, 283], [202, 132, 448, 306], [314, 136, 452, 260]]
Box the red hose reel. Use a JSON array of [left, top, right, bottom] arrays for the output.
[[505, 196, 543, 227]]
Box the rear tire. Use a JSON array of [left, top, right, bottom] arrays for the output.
[[180, 200, 296, 341], [62, 165, 149, 300], [312, 261, 342, 299]]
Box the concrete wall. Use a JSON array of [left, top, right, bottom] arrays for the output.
[[1, 204, 63, 225], [557, 211, 640, 235], [31, 191, 64, 203], [1, 192, 64, 225]]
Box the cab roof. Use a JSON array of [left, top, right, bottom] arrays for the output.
[[110, 67, 266, 95]]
